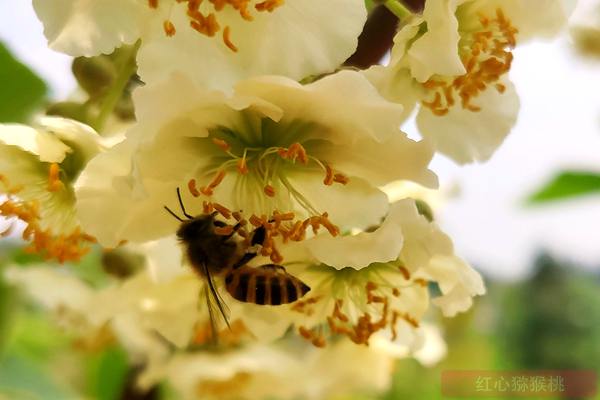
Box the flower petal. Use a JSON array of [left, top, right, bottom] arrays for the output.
[[426, 255, 486, 317], [466, 0, 576, 40], [33, 0, 146, 56], [137, 0, 367, 88], [407, 0, 466, 82], [305, 201, 407, 270], [416, 78, 519, 164]]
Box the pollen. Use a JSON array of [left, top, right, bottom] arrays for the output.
[[163, 20, 176, 36], [0, 185, 96, 263], [149, 0, 284, 51], [263, 185, 275, 197], [421, 8, 518, 115], [293, 270, 428, 347]]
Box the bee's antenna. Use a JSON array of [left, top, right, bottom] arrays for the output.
[[164, 205, 184, 222], [176, 187, 194, 219]]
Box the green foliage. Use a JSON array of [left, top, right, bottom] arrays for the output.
[[365, 0, 378, 12], [0, 42, 47, 123], [87, 346, 129, 400], [497, 254, 600, 371], [527, 171, 600, 204]]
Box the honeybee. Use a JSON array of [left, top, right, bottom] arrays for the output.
[[164, 188, 310, 332]]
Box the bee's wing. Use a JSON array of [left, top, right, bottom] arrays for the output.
[[200, 263, 231, 344]]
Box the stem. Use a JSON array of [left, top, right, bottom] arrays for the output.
[[383, 0, 413, 20], [93, 41, 140, 133]]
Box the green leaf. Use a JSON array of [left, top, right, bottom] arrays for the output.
[[0, 42, 48, 123], [87, 346, 129, 400], [365, 0, 378, 12], [527, 171, 600, 204]]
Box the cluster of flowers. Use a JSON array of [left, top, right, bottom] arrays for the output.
[[1, 0, 573, 398]]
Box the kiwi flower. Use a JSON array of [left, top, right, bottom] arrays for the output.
[[75, 71, 437, 247], [0, 118, 102, 262], [33, 0, 367, 89], [261, 199, 486, 348], [366, 0, 575, 163]]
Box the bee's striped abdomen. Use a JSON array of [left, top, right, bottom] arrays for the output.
[[225, 264, 310, 306]]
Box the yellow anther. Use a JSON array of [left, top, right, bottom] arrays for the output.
[[237, 157, 249, 174], [255, 0, 284, 12], [223, 26, 238, 52], [163, 20, 176, 36], [47, 163, 64, 193], [263, 185, 275, 197], [200, 170, 226, 196], [188, 179, 201, 197]]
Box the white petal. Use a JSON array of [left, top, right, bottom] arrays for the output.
[[287, 172, 389, 230], [138, 0, 367, 88], [425, 255, 486, 317], [33, 0, 146, 56], [38, 117, 103, 162], [407, 0, 466, 82], [138, 236, 186, 283], [0, 124, 71, 163], [469, 0, 576, 40], [315, 133, 438, 188], [235, 71, 405, 143], [416, 78, 519, 164], [4, 266, 92, 313], [305, 200, 408, 270], [393, 199, 454, 270], [75, 138, 180, 246]]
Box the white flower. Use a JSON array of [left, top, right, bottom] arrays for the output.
[[34, 0, 367, 89], [366, 0, 574, 163], [139, 336, 399, 400], [0, 117, 102, 262], [76, 71, 437, 247], [250, 199, 486, 347]]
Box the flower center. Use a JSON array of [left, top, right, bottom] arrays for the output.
[[293, 263, 429, 346], [0, 174, 96, 263], [189, 120, 349, 216], [421, 8, 518, 116], [148, 0, 285, 52]]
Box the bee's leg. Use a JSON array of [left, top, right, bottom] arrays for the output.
[[250, 226, 266, 246], [231, 251, 257, 270]]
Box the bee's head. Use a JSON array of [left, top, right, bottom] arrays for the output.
[[176, 214, 216, 242]]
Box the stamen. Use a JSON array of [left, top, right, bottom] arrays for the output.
[[421, 8, 518, 115], [163, 20, 176, 36], [211, 137, 231, 152], [200, 170, 226, 196], [203, 201, 214, 214], [223, 26, 238, 52], [263, 185, 275, 197], [0, 198, 96, 263], [324, 165, 334, 186], [151, 0, 283, 53], [188, 179, 201, 197], [399, 266, 411, 280], [333, 173, 349, 185], [255, 0, 284, 12], [237, 157, 249, 175], [214, 226, 234, 236], [212, 202, 231, 219], [47, 163, 64, 192]]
